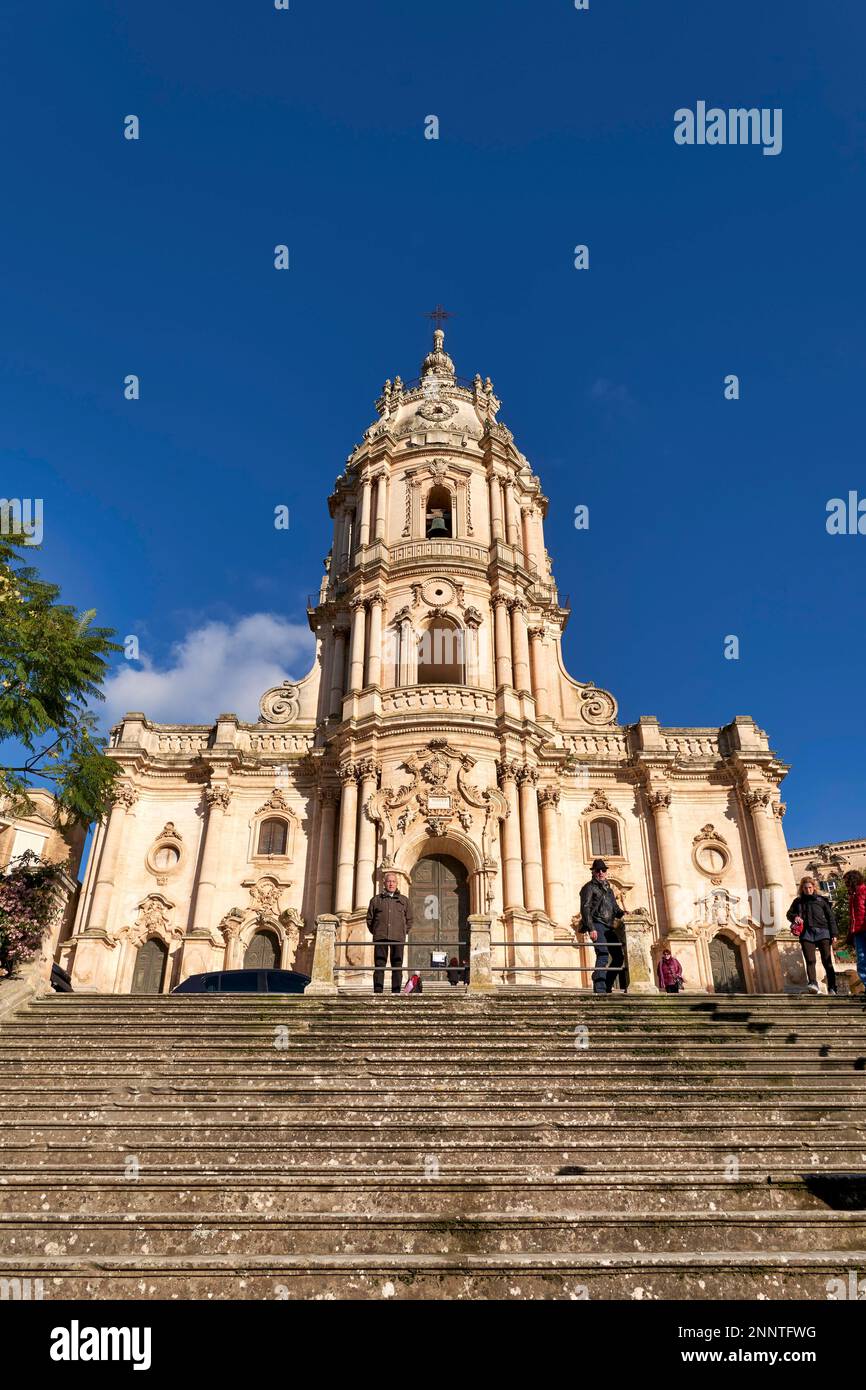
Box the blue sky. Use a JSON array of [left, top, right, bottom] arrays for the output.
[[1, 0, 864, 849]]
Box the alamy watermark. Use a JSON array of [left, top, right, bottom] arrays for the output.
[[675, 102, 782, 157], [0, 497, 43, 545]]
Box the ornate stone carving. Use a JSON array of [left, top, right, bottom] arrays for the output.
[[249, 876, 283, 916], [693, 823, 727, 846], [538, 787, 560, 809], [256, 788, 289, 815], [745, 788, 773, 810], [578, 683, 618, 726], [219, 908, 245, 942], [259, 681, 300, 726], [206, 785, 233, 812], [111, 783, 139, 810], [771, 801, 787, 820], [585, 789, 615, 813], [648, 790, 671, 812]]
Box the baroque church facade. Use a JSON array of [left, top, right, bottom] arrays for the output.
[[63, 327, 805, 996]]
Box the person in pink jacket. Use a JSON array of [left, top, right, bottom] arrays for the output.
[[844, 870, 866, 994], [658, 947, 684, 993]]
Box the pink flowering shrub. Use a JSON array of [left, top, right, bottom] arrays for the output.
[[0, 851, 61, 977]]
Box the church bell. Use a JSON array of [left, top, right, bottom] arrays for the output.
[[427, 509, 449, 538]]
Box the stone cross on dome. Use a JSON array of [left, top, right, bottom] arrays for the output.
[[421, 306, 456, 379]]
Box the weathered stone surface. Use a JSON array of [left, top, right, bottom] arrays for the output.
[[1, 992, 865, 1300]]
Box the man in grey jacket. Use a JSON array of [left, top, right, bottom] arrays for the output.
[[366, 871, 413, 994]]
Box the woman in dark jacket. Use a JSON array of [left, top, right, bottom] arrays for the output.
[[786, 875, 837, 995]]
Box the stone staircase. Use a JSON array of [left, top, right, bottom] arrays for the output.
[[1, 991, 866, 1300]]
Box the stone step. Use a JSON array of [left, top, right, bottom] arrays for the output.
[[3, 1118, 864, 1146], [3, 1172, 858, 1215], [5, 1139, 865, 1168], [4, 1208, 866, 1257], [1, 1250, 863, 1300], [8, 1023, 866, 1034], [6, 1045, 866, 1067], [9, 1101, 866, 1125], [0, 1077, 855, 1098]]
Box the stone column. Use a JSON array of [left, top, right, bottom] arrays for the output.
[[357, 475, 373, 548], [538, 787, 565, 923], [354, 760, 380, 911], [648, 789, 684, 931], [348, 596, 367, 693], [746, 789, 787, 933], [314, 789, 339, 917], [398, 613, 416, 686], [510, 598, 531, 693], [496, 762, 525, 909], [88, 784, 138, 932], [334, 764, 359, 915], [328, 625, 348, 718], [345, 509, 356, 567], [339, 508, 352, 570], [374, 473, 389, 543], [464, 612, 482, 687], [528, 627, 550, 717], [488, 474, 504, 543], [191, 784, 232, 935], [517, 765, 545, 913], [492, 595, 513, 688], [365, 592, 384, 688], [521, 505, 543, 573], [503, 479, 521, 547]]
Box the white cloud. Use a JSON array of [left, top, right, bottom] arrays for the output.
[[589, 378, 635, 409], [104, 614, 316, 725]]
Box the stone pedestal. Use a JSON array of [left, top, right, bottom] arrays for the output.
[[468, 914, 496, 992], [622, 912, 658, 993], [68, 930, 118, 993], [762, 928, 808, 993], [307, 914, 339, 995]]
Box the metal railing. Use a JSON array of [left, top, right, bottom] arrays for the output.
[[332, 937, 623, 979]]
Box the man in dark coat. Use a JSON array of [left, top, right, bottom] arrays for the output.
[[366, 870, 413, 994], [579, 858, 625, 994]]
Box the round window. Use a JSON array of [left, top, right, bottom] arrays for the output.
[[153, 845, 180, 870], [696, 844, 728, 875]]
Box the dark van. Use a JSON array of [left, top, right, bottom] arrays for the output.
[[172, 969, 310, 995]]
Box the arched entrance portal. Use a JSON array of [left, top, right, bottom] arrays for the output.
[[131, 938, 168, 994], [709, 934, 747, 994], [409, 854, 470, 981], [244, 929, 280, 970]]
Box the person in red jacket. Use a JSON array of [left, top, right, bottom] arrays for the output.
[[658, 947, 684, 993], [844, 870, 866, 994]]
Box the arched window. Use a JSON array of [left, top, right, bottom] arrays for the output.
[[418, 617, 465, 685], [257, 818, 288, 856], [425, 485, 453, 539], [131, 938, 168, 994], [590, 818, 620, 858], [244, 930, 280, 970]]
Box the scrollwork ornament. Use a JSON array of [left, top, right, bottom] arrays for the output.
[[259, 681, 300, 726]]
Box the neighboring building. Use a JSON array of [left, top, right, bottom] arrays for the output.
[[789, 839, 866, 897], [0, 789, 86, 976], [66, 326, 804, 995]]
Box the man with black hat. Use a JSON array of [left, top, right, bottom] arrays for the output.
[[579, 859, 626, 995], [366, 870, 413, 994]]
